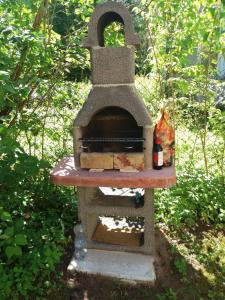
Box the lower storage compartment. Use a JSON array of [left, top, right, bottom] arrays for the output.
[[92, 216, 144, 247]]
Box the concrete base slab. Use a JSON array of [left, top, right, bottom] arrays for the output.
[[67, 249, 156, 284]]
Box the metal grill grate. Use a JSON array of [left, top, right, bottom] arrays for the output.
[[79, 138, 145, 143]]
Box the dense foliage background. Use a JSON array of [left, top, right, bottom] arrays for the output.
[[0, 0, 224, 299]]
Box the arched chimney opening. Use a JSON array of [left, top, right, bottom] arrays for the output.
[[97, 11, 125, 47]]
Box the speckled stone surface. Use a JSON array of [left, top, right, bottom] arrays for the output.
[[77, 188, 154, 255], [82, 2, 140, 48], [74, 86, 152, 127], [91, 47, 135, 84], [67, 249, 156, 284], [50, 156, 176, 188]]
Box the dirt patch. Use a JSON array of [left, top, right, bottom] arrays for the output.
[[48, 228, 211, 300]]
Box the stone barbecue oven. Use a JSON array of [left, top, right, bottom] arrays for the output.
[[74, 2, 152, 171], [51, 1, 176, 283]]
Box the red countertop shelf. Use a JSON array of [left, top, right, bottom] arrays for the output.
[[50, 156, 176, 189]]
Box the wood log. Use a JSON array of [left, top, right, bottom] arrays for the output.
[[80, 152, 113, 169], [114, 153, 144, 171]]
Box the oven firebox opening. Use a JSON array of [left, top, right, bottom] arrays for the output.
[[80, 106, 144, 153]]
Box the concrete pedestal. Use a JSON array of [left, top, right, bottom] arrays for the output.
[[68, 249, 156, 284]]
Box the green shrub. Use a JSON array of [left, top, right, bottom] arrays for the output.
[[0, 137, 76, 299], [155, 169, 225, 228]]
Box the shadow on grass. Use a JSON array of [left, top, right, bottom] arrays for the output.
[[49, 228, 225, 300]]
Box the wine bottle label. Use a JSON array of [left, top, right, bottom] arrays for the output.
[[154, 151, 163, 166], [158, 151, 163, 166]]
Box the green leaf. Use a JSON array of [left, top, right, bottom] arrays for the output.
[[4, 227, 14, 238], [0, 234, 8, 240], [15, 234, 27, 246], [4, 84, 16, 94], [5, 246, 22, 258], [1, 212, 12, 222], [0, 71, 10, 79]]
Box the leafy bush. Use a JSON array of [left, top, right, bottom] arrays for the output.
[[0, 186, 76, 299], [155, 169, 225, 228], [0, 135, 76, 299]]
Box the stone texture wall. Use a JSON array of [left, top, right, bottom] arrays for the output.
[[77, 187, 155, 255], [74, 86, 152, 127], [91, 47, 135, 84], [82, 2, 140, 48], [73, 1, 155, 258]]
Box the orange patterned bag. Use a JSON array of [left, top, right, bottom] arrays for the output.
[[154, 110, 175, 167]]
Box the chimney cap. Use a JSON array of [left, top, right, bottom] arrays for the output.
[[82, 1, 140, 49]]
